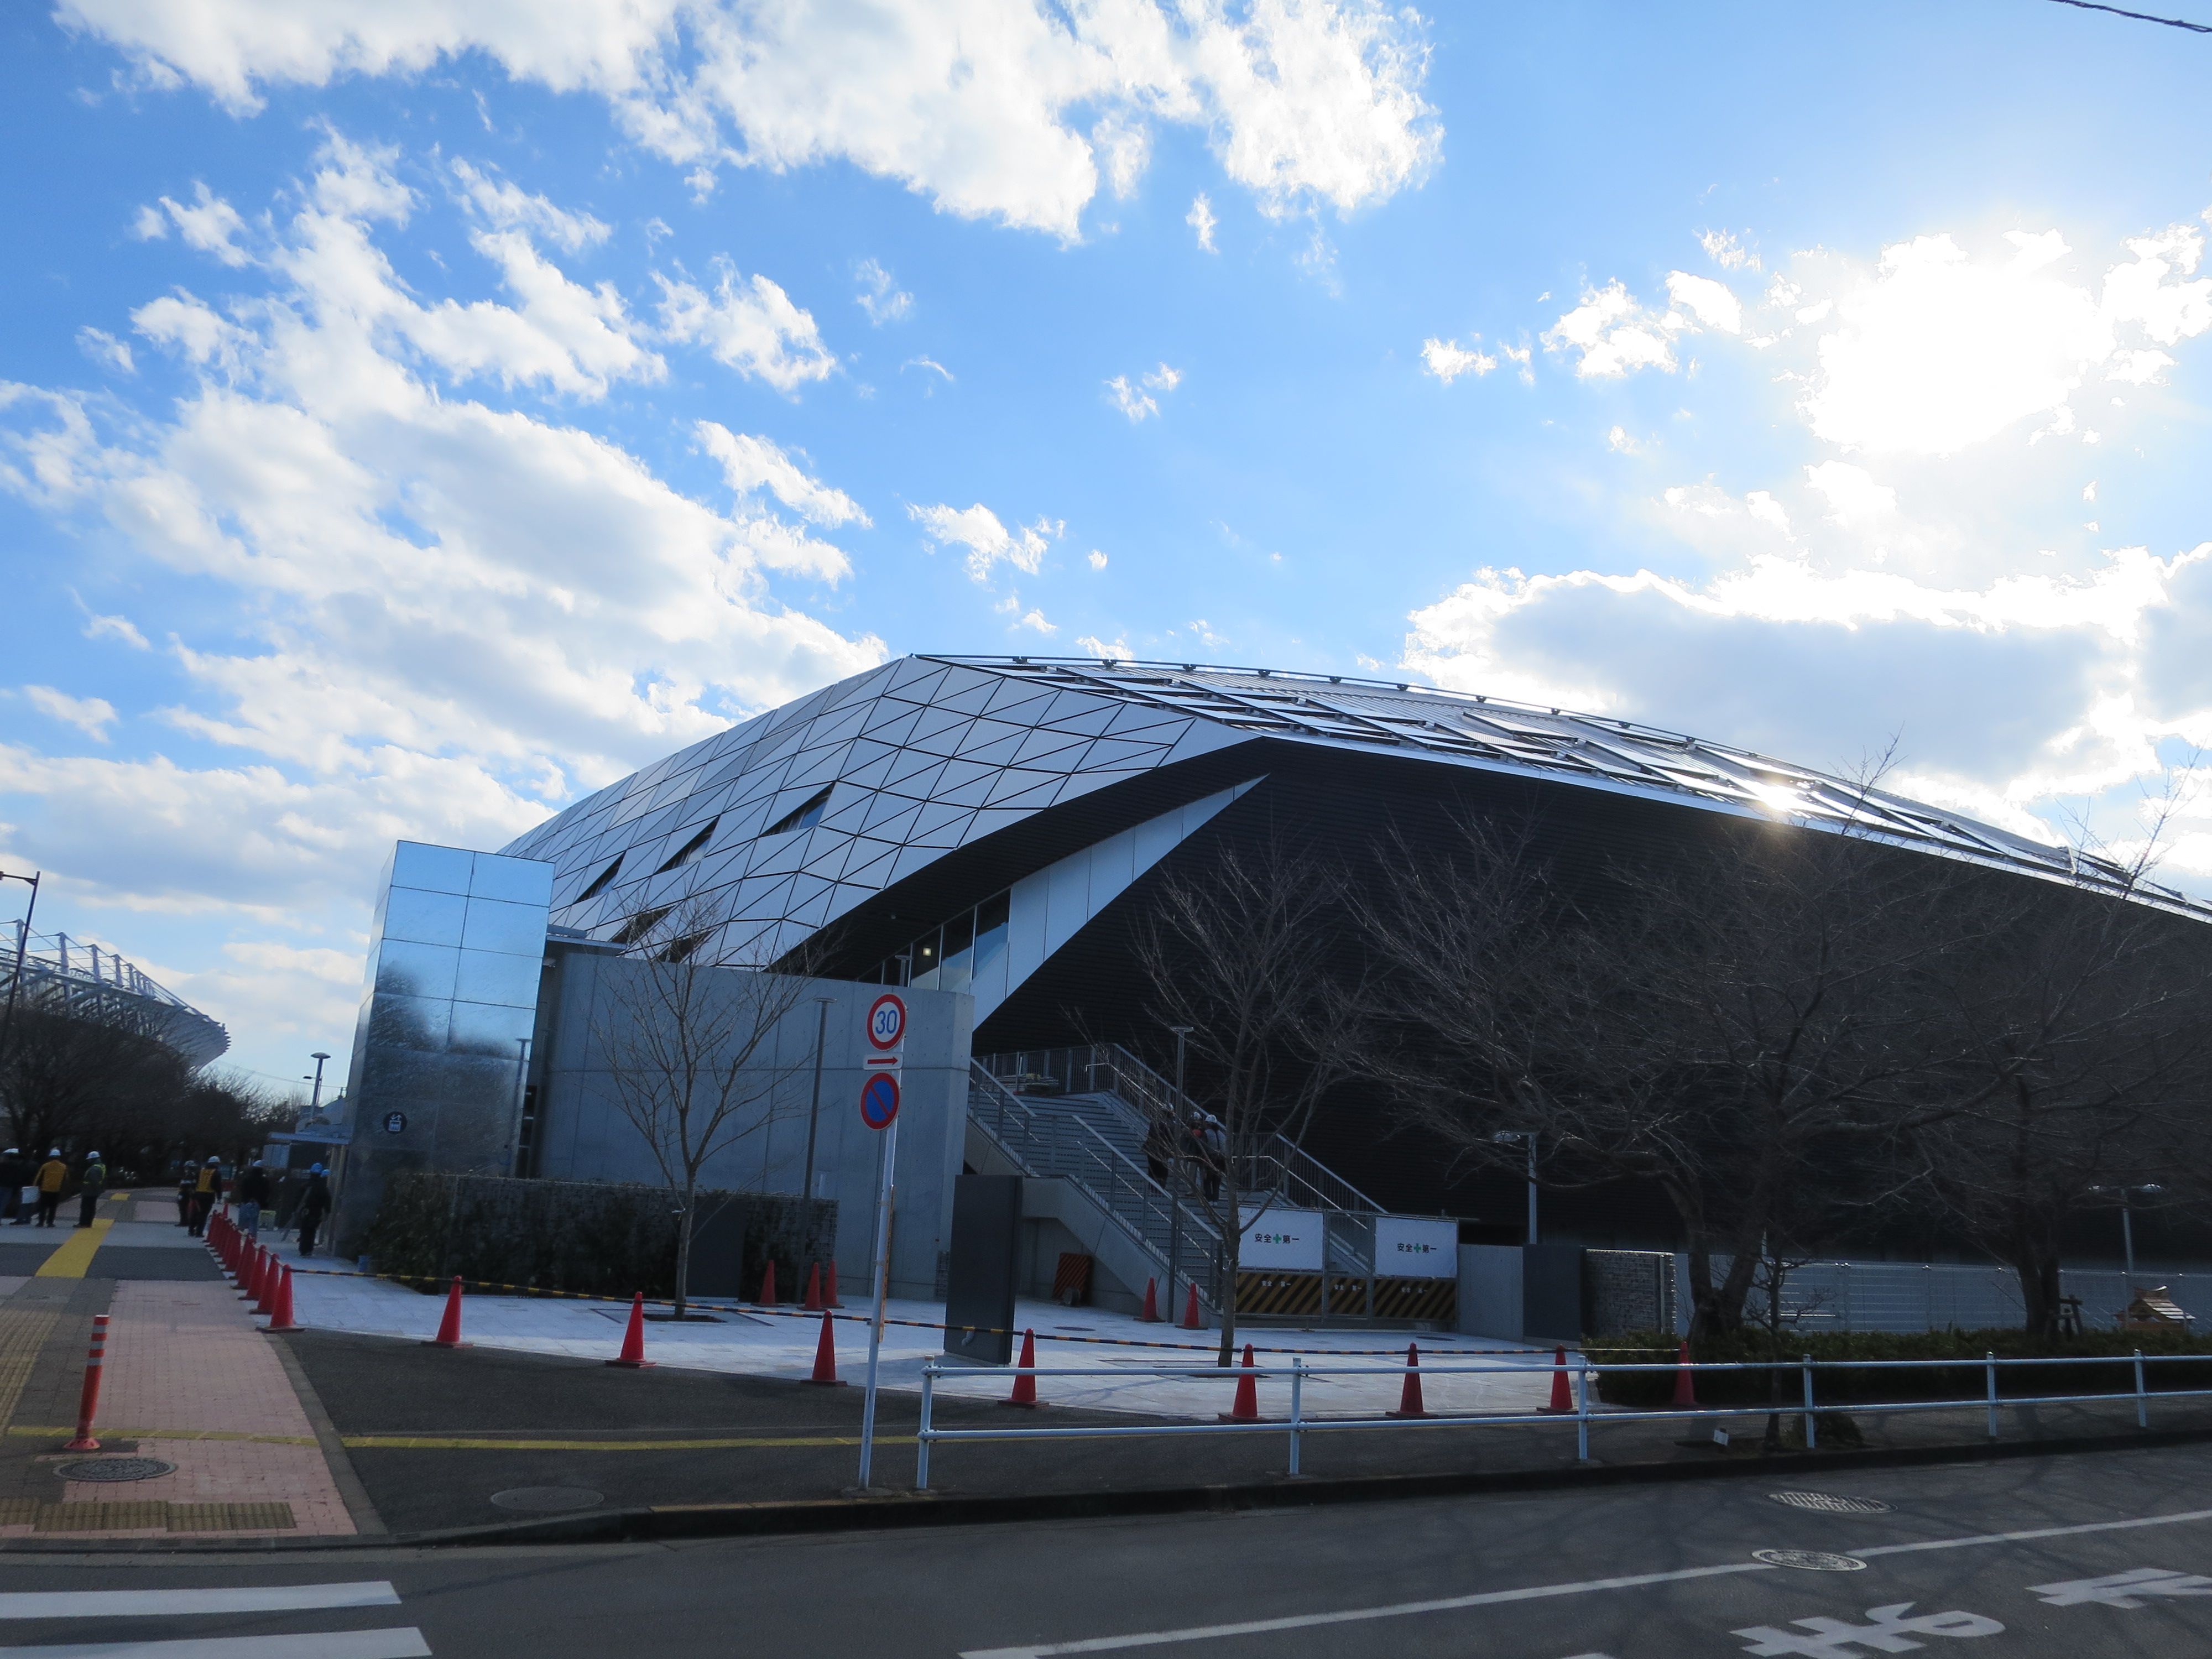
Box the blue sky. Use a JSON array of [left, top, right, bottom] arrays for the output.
[[4, 0, 2211, 1092]]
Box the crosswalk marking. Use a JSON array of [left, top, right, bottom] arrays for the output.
[[0, 1587, 400, 1620], [0, 1631, 429, 1659]]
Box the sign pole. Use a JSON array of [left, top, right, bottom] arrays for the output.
[[856, 1113, 898, 1489]]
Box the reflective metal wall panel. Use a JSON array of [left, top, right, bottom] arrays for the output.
[[335, 841, 555, 1253]]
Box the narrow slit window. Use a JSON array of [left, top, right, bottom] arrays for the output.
[[576, 855, 623, 902], [655, 818, 719, 874], [660, 927, 714, 964], [764, 786, 832, 837], [612, 904, 672, 946]]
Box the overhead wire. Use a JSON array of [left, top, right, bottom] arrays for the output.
[[2044, 0, 2212, 33]]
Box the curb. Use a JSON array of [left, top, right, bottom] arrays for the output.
[[6, 1420, 2212, 1554]]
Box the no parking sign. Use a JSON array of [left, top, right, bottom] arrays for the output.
[[859, 1071, 900, 1130]]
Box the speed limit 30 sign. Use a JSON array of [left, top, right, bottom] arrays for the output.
[[866, 992, 907, 1051]]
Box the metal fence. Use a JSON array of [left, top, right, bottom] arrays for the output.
[[1721, 1258, 2212, 1335], [913, 1350, 2212, 1490]]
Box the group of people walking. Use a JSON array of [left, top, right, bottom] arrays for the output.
[[1142, 1111, 1228, 1202], [1, 1147, 105, 1228], [175, 1156, 332, 1255]]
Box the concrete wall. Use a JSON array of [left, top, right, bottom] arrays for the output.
[[529, 957, 972, 1300], [1457, 1244, 1524, 1339]]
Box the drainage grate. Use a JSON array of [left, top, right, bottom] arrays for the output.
[[1754, 1549, 1869, 1572], [55, 1458, 175, 1484], [1770, 1490, 1892, 1515], [490, 1486, 604, 1513]]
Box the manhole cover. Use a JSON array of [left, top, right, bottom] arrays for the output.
[[1770, 1490, 1891, 1515], [55, 1458, 175, 1484], [489, 1486, 603, 1513], [1754, 1549, 1869, 1572]]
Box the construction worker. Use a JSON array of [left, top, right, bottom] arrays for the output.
[[176, 1161, 197, 1227], [33, 1149, 67, 1228], [75, 1151, 106, 1228], [187, 1156, 221, 1237], [235, 1160, 271, 1239]]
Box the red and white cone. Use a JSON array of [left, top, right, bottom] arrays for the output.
[[607, 1291, 653, 1368], [1541, 1345, 1574, 1413], [1387, 1342, 1430, 1418], [805, 1308, 843, 1386], [1138, 1277, 1161, 1322], [253, 1248, 281, 1316], [1002, 1328, 1041, 1408], [1672, 1339, 1698, 1407], [265, 1264, 301, 1333], [1219, 1343, 1261, 1422], [802, 1262, 823, 1312], [758, 1260, 778, 1306], [424, 1276, 467, 1349], [64, 1314, 108, 1452], [1180, 1283, 1203, 1329]]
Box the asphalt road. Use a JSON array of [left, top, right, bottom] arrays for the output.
[[6, 1441, 2212, 1658]]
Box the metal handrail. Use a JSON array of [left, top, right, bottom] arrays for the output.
[[912, 1347, 2208, 1488]]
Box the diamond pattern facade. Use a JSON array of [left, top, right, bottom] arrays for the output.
[[503, 655, 2209, 982]]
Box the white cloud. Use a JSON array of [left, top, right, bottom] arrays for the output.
[[853, 258, 912, 326], [23, 686, 119, 741], [66, 0, 1441, 241], [76, 327, 135, 374], [1665, 270, 1743, 333], [655, 263, 836, 393], [1077, 634, 1133, 660], [1542, 281, 1686, 378], [1422, 336, 1495, 383], [1106, 364, 1181, 421], [1699, 228, 1760, 272], [1088, 549, 1109, 570], [450, 158, 608, 251], [1187, 192, 1218, 252], [695, 422, 869, 530], [902, 356, 954, 384], [141, 182, 254, 267], [997, 594, 1057, 634], [1605, 425, 1638, 454], [80, 609, 150, 649], [1804, 460, 1896, 527], [910, 502, 1058, 581]]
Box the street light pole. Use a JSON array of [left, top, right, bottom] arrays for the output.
[[308, 1052, 330, 1114]]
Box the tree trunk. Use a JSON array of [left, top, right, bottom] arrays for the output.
[[674, 1177, 696, 1321]]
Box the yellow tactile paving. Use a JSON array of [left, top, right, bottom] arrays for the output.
[[31, 1215, 114, 1277], [0, 1307, 60, 1432]]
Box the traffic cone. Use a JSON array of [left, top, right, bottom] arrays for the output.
[[1219, 1343, 1260, 1422], [1002, 1328, 1041, 1407], [1138, 1277, 1161, 1322], [805, 1308, 843, 1386], [1387, 1342, 1430, 1418], [1180, 1283, 1202, 1329], [1672, 1339, 1698, 1407], [424, 1276, 467, 1348], [758, 1260, 778, 1305], [238, 1244, 263, 1300], [825, 1260, 842, 1307], [1541, 1345, 1574, 1413], [607, 1291, 653, 1368], [254, 1249, 281, 1316], [802, 1262, 823, 1312], [265, 1265, 301, 1333]]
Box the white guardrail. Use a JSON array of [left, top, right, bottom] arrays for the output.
[[912, 1352, 2212, 1490]]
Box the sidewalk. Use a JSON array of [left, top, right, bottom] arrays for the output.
[[0, 1192, 364, 1542], [286, 1266, 1564, 1420]]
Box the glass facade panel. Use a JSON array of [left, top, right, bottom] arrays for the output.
[[460, 896, 552, 956], [468, 853, 555, 906], [939, 909, 975, 994], [390, 841, 474, 895], [453, 946, 544, 1009], [373, 939, 460, 1002], [382, 886, 467, 947]]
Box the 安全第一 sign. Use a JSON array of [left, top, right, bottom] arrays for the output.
[[1373, 1216, 1458, 1279], [1237, 1206, 1326, 1272]]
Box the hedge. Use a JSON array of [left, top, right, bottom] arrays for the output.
[[1592, 1327, 2212, 1408]]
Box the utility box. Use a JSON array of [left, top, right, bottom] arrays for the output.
[[944, 1175, 1022, 1365]]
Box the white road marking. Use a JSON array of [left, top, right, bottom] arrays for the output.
[[958, 1504, 2212, 1658], [2030, 1566, 2212, 1606], [0, 1587, 400, 1621], [0, 1630, 428, 1659]]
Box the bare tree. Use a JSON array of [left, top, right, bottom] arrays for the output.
[[1898, 825, 2212, 1339], [1359, 805, 1980, 1336], [594, 899, 819, 1317], [0, 985, 187, 1162], [1131, 831, 1366, 1367]]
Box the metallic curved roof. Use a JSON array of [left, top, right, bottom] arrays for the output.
[[3, 930, 230, 1068], [502, 654, 2210, 961]]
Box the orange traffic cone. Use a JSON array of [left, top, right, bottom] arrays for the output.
[[1138, 1277, 1161, 1322], [240, 1245, 265, 1301], [607, 1291, 653, 1368], [253, 1249, 281, 1316], [758, 1260, 778, 1305], [425, 1276, 467, 1348], [1387, 1342, 1429, 1418], [805, 1308, 843, 1386], [802, 1262, 823, 1312], [1002, 1328, 1041, 1407], [1180, 1283, 1202, 1329], [1672, 1339, 1698, 1407], [1219, 1343, 1260, 1421], [265, 1265, 301, 1333], [825, 1260, 842, 1308], [1541, 1345, 1574, 1413]]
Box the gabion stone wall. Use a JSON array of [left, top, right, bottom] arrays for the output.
[[361, 1172, 836, 1302], [1583, 1248, 1677, 1337]]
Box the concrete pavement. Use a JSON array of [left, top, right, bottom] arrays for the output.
[[1, 1437, 2208, 1657]]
